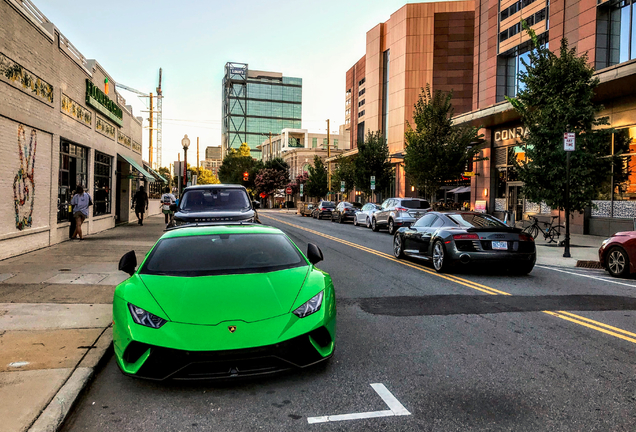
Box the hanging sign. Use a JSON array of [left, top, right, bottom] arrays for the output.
[[340, 181, 345, 192], [370, 176, 376, 191]]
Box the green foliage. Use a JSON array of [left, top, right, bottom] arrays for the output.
[[254, 168, 288, 195], [353, 131, 393, 198], [508, 30, 616, 212], [238, 142, 252, 157], [157, 166, 172, 186], [218, 151, 263, 189], [306, 155, 329, 199], [404, 84, 482, 200], [331, 154, 356, 196], [264, 157, 289, 173], [194, 167, 220, 185]]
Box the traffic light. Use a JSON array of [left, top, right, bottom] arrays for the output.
[[243, 171, 249, 181]]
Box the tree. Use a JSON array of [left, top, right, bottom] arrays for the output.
[[404, 84, 482, 200], [264, 157, 289, 173], [353, 131, 393, 199], [157, 167, 172, 186], [306, 155, 329, 199], [238, 142, 251, 157], [194, 167, 220, 185], [254, 168, 288, 196], [507, 25, 616, 212], [331, 154, 356, 196], [218, 151, 263, 189]]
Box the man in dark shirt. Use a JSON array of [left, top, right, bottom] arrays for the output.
[[132, 186, 149, 226]]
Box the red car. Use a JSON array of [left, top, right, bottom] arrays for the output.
[[599, 231, 636, 278]]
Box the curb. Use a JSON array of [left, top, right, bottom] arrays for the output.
[[27, 328, 112, 432]]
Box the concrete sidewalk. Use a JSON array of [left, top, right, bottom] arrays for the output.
[[0, 216, 165, 432], [533, 232, 605, 268]]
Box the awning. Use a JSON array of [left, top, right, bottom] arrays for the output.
[[144, 165, 168, 184], [119, 153, 155, 182]]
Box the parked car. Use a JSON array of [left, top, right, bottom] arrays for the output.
[[297, 202, 316, 217], [354, 203, 382, 228], [392, 211, 536, 274], [331, 202, 362, 223], [171, 185, 259, 226], [372, 198, 431, 234], [312, 201, 336, 219], [599, 231, 636, 277]]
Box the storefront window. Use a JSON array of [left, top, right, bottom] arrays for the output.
[[58, 141, 88, 222], [597, 0, 636, 69], [93, 152, 112, 216]]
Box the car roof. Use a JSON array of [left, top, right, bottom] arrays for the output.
[[161, 224, 283, 239], [183, 184, 247, 191]]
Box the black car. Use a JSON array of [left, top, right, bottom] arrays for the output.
[[331, 202, 362, 223], [312, 201, 336, 219], [171, 185, 259, 226], [392, 211, 536, 274]]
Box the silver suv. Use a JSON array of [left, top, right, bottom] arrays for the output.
[[372, 198, 431, 234]]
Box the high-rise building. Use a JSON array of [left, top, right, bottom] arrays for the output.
[[222, 63, 302, 158], [205, 146, 222, 160]]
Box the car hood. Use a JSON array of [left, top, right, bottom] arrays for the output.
[[138, 266, 309, 325]]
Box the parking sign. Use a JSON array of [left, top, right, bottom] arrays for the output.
[[564, 132, 575, 151], [370, 176, 376, 191]]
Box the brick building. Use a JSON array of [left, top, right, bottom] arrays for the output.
[[0, 0, 157, 259], [456, 0, 636, 236]]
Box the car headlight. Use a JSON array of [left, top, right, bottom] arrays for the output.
[[292, 291, 324, 318], [128, 303, 167, 328], [601, 238, 610, 247]]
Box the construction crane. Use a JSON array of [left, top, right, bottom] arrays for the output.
[[115, 69, 163, 168]]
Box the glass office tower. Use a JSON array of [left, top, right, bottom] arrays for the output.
[[222, 62, 302, 157]]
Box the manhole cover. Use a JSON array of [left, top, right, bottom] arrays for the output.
[[576, 260, 603, 269]]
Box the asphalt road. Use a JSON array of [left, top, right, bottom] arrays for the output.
[[62, 211, 636, 431]]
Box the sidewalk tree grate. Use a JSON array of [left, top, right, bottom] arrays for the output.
[[575, 260, 603, 269]]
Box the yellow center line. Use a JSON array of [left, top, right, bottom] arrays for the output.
[[262, 213, 636, 345]]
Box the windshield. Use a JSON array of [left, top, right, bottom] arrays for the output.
[[400, 200, 430, 209], [141, 233, 306, 277], [446, 213, 506, 228], [180, 189, 250, 212], [320, 202, 335, 208]]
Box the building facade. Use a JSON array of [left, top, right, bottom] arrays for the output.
[[259, 126, 350, 162], [457, 0, 636, 236], [344, 1, 476, 197], [222, 62, 302, 158], [201, 145, 222, 175], [0, 0, 157, 259]]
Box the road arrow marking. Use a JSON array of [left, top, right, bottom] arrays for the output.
[[307, 383, 411, 424]]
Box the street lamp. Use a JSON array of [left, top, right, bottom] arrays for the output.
[[181, 134, 190, 195]]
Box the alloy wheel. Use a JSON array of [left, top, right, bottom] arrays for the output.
[[609, 249, 626, 275], [433, 242, 445, 271], [388, 220, 394, 235], [366, 217, 371, 228], [393, 234, 403, 258]]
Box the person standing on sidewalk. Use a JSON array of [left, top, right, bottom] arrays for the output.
[[70, 185, 91, 240], [132, 186, 149, 226], [160, 186, 176, 225]]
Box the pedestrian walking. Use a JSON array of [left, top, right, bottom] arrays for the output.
[[132, 186, 149, 226], [160, 186, 176, 225], [70, 185, 92, 240]]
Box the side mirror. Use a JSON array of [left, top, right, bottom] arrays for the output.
[[118, 250, 137, 276], [170, 204, 178, 212], [252, 200, 261, 209], [307, 243, 323, 265]]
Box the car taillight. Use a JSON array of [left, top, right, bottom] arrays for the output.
[[453, 233, 479, 240], [519, 233, 534, 242], [395, 207, 409, 212]]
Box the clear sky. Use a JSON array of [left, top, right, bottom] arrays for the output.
[[35, 0, 432, 167]]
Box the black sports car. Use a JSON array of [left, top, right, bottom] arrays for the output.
[[172, 185, 259, 226], [393, 211, 536, 274]]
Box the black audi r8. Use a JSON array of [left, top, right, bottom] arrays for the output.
[[392, 211, 536, 274]]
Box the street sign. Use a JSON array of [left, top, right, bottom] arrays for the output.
[[340, 181, 345, 193], [371, 176, 376, 191], [286, 186, 293, 195], [300, 183, 304, 197], [564, 132, 575, 151], [463, 172, 475, 177]]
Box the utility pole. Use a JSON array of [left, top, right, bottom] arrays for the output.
[[149, 93, 153, 168], [197, 137, 200, 170], [177, 153, 181, 197], [327, 119, 331, 195], [269, 132, 272, 161]]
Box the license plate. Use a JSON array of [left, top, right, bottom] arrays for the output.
[[492, 241, 508, 250]]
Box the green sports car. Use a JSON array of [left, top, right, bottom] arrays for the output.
[[113, 224, 336, 380]]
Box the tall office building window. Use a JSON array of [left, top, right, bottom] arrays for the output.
[[58, 141, 88, 222], [357, 121, 365, 145], [93, 151, 112, 216], [495, 36, 547, 102], [334, 139, 338, 149], [382, 49, 390, 141], [322, 138, 328, 148], [312, 137, 317, 148], [597, 0, 636, 69]]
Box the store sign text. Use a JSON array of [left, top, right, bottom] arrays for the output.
[[494, 127, 528, 143], [86, 79, 123, 126]]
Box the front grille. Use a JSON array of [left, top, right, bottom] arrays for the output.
[[130, 329, 332, 380]]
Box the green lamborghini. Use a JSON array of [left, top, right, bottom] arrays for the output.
[[113, 224, 336, 380]]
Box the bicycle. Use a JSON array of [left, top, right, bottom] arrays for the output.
[[522, 215, 565, 243]]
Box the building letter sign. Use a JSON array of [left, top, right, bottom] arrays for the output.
[[494, 126, 528, 143], [85, 79, 123, 127]]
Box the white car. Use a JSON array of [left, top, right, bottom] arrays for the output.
[[354, 203, 383, 228]]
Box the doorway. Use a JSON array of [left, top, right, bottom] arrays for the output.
[[507, 183, 524, 223]]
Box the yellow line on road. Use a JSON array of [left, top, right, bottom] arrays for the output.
[[262, 213, 636, 345]]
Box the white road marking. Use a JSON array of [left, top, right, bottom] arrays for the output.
[[307, 383, 411, 424], [535, 265, 636, 288], [9, 361, 29, 368]]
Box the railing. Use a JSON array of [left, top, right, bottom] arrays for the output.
[[16, 0, 51, 26], [58, 32, 89, 71]]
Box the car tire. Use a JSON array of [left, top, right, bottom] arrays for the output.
[[432, 240, 450, 273], [393, 233, 404, 258], [366, 217, 371, 229], [353, 216, 358, 226], [607, 246, 630, 278], [388, 219, 395, 235], [372, 218, 379, 232]]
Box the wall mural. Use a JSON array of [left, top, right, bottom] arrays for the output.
[[118, 131, 131, 148], [0, 53, 53, 104], [13, 125, 37, 230], [61, 93, 92, 126], [96, 115, 115, 139]]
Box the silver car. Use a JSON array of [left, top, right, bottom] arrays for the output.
[[353, 203, 382, 228], [372, 198, 431, 235]]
